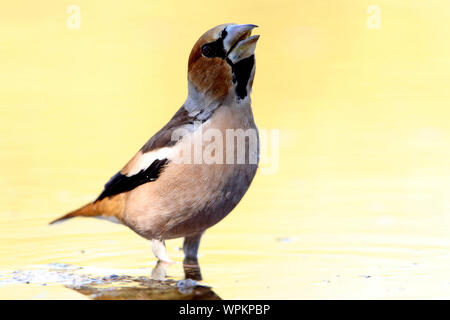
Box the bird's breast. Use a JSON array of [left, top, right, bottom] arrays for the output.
[[123, 104, 259, 240]]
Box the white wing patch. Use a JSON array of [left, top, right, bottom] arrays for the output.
[[125, 147, 175, 177]]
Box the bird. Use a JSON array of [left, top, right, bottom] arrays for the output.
[[50, 23, 260, 264]]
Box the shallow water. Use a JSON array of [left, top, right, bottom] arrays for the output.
[[2, 1, 450, 299], [2, 175, 450, 299]]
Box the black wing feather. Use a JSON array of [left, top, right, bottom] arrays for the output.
[[95, 158, 169, 202]]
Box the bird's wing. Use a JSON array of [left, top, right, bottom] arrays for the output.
[[95, 106, 204, 202]]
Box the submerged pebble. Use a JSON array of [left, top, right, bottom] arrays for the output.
[[177, 278, 197, 288], [176, 279, 198, 294]]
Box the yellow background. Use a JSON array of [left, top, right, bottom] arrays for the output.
[[1, 0, 450, 299]]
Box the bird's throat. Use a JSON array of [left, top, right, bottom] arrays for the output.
[[226, 55, 255, 100]]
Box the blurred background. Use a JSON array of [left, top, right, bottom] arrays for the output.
[[1, 0, 450, 299]]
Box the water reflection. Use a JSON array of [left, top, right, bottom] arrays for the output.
[[183, 256, 203, 281], [70, 260, 218, 300]]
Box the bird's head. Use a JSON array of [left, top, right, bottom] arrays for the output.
[[186, 24, 259, 111]]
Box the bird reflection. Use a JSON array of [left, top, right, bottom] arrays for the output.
[[151, 258, 202, 281], [69, 259, 219, 300], [182, 259, 203, 281]]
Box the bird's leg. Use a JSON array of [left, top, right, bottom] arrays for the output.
[[151, 239, 172, 263], [183, 232, 204, 265], [183, 232, 204, 280]]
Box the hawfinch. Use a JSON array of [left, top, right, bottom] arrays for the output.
[[51, 24, 260, 263]]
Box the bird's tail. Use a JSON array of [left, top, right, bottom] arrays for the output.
[[49, 194, 125, 225]]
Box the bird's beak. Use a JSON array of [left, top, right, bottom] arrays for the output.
[[224, 24, 259, 63]]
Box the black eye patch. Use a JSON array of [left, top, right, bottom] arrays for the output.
[[201, 29, 227, 59], [201, 41, 225, 58]]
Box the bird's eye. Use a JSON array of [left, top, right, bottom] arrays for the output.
[[201, 44, 214, 57]]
